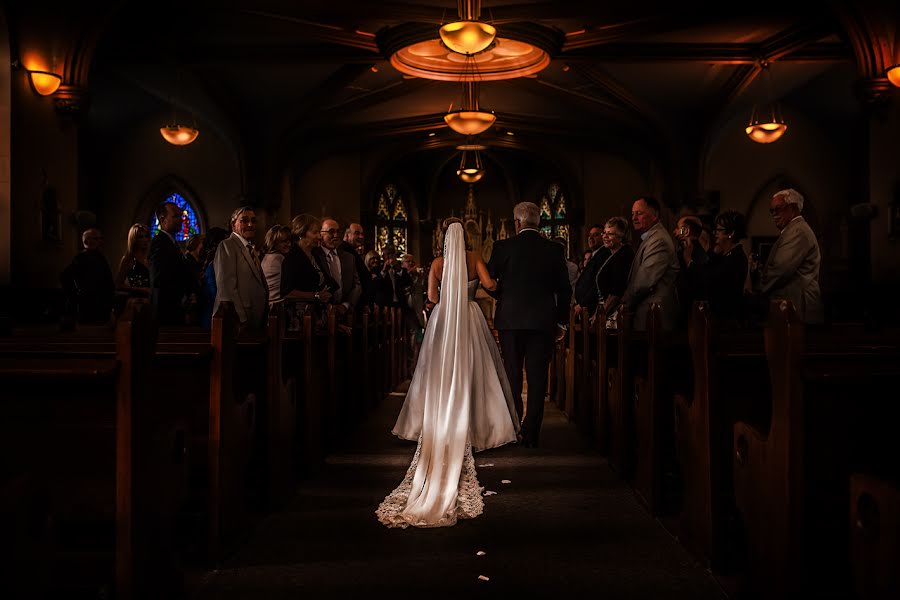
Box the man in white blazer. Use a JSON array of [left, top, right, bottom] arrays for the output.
[[753, 188, 823, 324], [622, 196, 680, 331], [213, 206, 269, 331]]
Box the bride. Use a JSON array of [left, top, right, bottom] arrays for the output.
[[376, 218, 520, 528]]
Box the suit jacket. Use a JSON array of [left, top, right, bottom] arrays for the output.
[[313, 246, 361, 308], [622, 222, 679, 331], [487, 229, 572, 334], [213, 232, 269, 329], [574, 247, 612, 311], [149, 231, 190, 325], [755, 216, 823, 324], [339, 240, 369, 309]]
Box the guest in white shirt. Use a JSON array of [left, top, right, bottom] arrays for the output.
[[261, 224, 292, 307]]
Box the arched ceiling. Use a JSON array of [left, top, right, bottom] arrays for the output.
[[86, 2, 859, 170]]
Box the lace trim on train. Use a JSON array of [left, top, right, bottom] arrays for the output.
[[376, 439, 484, 529]]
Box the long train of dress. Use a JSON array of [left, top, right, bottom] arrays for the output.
[[376, 265, 519, 529]]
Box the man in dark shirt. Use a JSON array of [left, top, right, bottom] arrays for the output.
[[60, 227, 115, 324]]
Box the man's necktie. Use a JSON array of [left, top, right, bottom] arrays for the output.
[[326, 250, 342, 303]]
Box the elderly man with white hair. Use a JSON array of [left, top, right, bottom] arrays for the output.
[[752, 188, 823, 324]]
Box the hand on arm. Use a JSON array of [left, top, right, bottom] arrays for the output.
[[474, 254, 497, 291], [427, 258, 442, 304]]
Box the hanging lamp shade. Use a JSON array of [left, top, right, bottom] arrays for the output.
[[439, 21, 496, 55], [745, 62, 787, 144], [457, 148, 485, 183], [745, 103, 787, 144], [445, 80, 495, 135], [444, 110, 496, 135], [160, 124, 199, 146]]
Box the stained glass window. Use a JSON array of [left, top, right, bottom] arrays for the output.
[[150, 192, 202, 242], [374, 184, 408, 255], [538, 182, 572, 257]]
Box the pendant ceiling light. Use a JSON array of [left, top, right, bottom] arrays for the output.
[[456, 140, 487, 183], [745, 61, 787, 144], [161, 64, 199, 146], [440, 0, 496, 55], [160, 124, 199, 146], [445, 81, 496, 135]]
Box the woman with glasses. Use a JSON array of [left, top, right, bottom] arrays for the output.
[[593, 217, 634, 324], [707, 209, 748, 321]]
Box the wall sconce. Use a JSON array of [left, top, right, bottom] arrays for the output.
[[12, 60, 62, 96], [887, 27, 900, 88]]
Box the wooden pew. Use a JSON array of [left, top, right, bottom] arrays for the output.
[[565, 305, 577, 420], [633, 302, 690, 515], [283, 305, 325, 473], [733, 301, 900, 597], [675, 301, 768, 571], [607, 305, 640, 477], [850, 474, 900, 599], [594, 306, 615, 454], [0, 299, 175, 599]]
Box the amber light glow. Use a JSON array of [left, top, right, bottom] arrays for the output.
[[160, 125, 199, 146], [457, 148, 485, 183], [745, 122, 788, 144], [886, 65, 900, 87], [444, 110, 496, 135], [29, 70, 62, 96], [439, 21, 497, 55]]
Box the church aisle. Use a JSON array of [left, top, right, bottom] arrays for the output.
[[192, 392, 725, 599]]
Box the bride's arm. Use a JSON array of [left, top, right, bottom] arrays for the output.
[[427, 257, 443, 304], [475, 255, 497, 291]]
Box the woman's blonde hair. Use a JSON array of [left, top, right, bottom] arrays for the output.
[[263, 224, 292, 254], [126, 223, 149, 255]]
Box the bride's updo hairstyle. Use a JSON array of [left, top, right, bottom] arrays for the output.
[[440, 217, 471, 254]]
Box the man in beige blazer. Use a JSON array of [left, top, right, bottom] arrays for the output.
[[753, 188, 823, 324], [213, 206, 269, 331], [622, 196, 680, 331]]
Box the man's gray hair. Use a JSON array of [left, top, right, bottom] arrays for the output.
[[229, 205, 255, 227], [514, 202, 541, 228], [774, 188, 804, 212]]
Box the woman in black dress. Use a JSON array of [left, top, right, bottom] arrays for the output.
[[707, 209, 748, 321], [594, 216, 635, 322], [280, 214, 334, 331], [115, 223, 151, 300]]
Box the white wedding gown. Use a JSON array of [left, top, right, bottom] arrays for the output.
[[376, 223, 519, 528]]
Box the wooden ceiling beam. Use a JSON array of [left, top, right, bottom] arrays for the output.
[[560, 42, 850, 64]]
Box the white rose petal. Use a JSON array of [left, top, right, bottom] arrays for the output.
[[484, 490, 497, 496], [478, 575, 490, 581], [476, 551, 486, 556], [501, 479, 511, 484]]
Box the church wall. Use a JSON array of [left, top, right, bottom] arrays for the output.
[[97, 115, 243, 274], [703, 105, 853, 272], [580, 152, 649, 244], [10, 67, 79, 289], [868, 99, 900, 285], [292, 153, 362, 227]]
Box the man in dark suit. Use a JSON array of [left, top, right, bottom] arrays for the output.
[[314, 218, 361, 317], [340, 222, 370, 315], [573, 223, 609, 315], [60, 227, 115, 325], [149, 201, 191, 325], [488, 202, 572, 448]]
